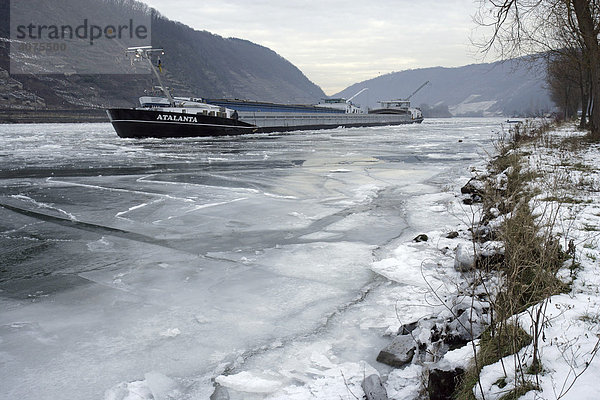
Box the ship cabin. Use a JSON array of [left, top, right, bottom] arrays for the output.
[[316, 98, 363, 114], [377, 100, 411, 111]]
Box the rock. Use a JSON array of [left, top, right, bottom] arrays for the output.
[[461, 178, 485, 196], [446, 231, 459, 239], [362, 374, 389, 400], [495, 172, 509, 191], [210, 384, 230, 400], [454, 243, 476, 272], [427, 368, 465, 400], [461, 178, 485, 205], [377, 334, 416, 368], [476, 241, 505, 270], [462, 194, 482, 205], [479, 241, 505, 256], [472, 224, 494, 242], [413, 234, 429, 242], [448, 307, 486, 342], [399, 321, 419, 335], [443, 333, 470, 351], [489, 207, 501, 218]]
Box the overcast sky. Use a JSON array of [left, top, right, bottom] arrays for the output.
[[142, 0, 485, 95]]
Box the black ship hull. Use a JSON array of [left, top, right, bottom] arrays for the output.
[[107, 107, 423, 139], [107, 108, 257, 138]]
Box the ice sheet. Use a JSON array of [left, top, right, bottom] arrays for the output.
[[0, 119, 500, 399]]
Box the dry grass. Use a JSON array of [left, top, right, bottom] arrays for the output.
[[454, 120, 570, 399]]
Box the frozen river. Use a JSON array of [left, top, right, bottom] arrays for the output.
[[0, 119, 501, 399]]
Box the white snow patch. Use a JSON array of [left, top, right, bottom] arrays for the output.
[[371, 242, 450, 288], [104, 372, 180, 400], [386, 364, 424, 400], [216, 371, 282, 394], [159, 328, 180, 338]]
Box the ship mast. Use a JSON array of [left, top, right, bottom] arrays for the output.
[[127, 46, 175, 106]]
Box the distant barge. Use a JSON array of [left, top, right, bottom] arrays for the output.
[[107, 47, 423, 139]]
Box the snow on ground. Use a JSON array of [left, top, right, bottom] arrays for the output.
[[469, 125, 600, 400]]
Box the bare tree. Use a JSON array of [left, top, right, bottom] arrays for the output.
[[547, 50, 584, 121], [570, 0, 600, 135], [475, 0, 600, 138]]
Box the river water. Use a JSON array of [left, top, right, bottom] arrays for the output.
[[0, 119, 502, 399]]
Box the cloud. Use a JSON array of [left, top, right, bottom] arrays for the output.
[[143, 0, 480, 94]]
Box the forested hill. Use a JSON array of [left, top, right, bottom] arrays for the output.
[[0, 0, 325, 110]]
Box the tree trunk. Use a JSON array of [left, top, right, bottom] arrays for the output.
[[586, 55, 600, 137], [578, 61, 589, 128], [573, 0, 600, 138]]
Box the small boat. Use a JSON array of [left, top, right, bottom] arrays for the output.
[[107, 47, 424, 139]]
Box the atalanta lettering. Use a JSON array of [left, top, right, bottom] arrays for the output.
[[157, 114, 198, 123]]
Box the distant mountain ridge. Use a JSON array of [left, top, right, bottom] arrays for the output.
[[335, 59, 554, 117]]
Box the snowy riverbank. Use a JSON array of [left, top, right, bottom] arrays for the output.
[[373, 122, 600, 400], [470, 124, 600, 400]]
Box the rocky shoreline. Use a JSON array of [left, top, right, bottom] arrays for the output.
[[365, 121, 600, 400], [368, 173, 501, 399]]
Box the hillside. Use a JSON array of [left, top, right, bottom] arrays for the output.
[[0, 0, 325, 112], [335, 59, 554, 117]]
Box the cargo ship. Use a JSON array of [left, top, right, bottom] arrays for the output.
[[107, 47, 424, 139]]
